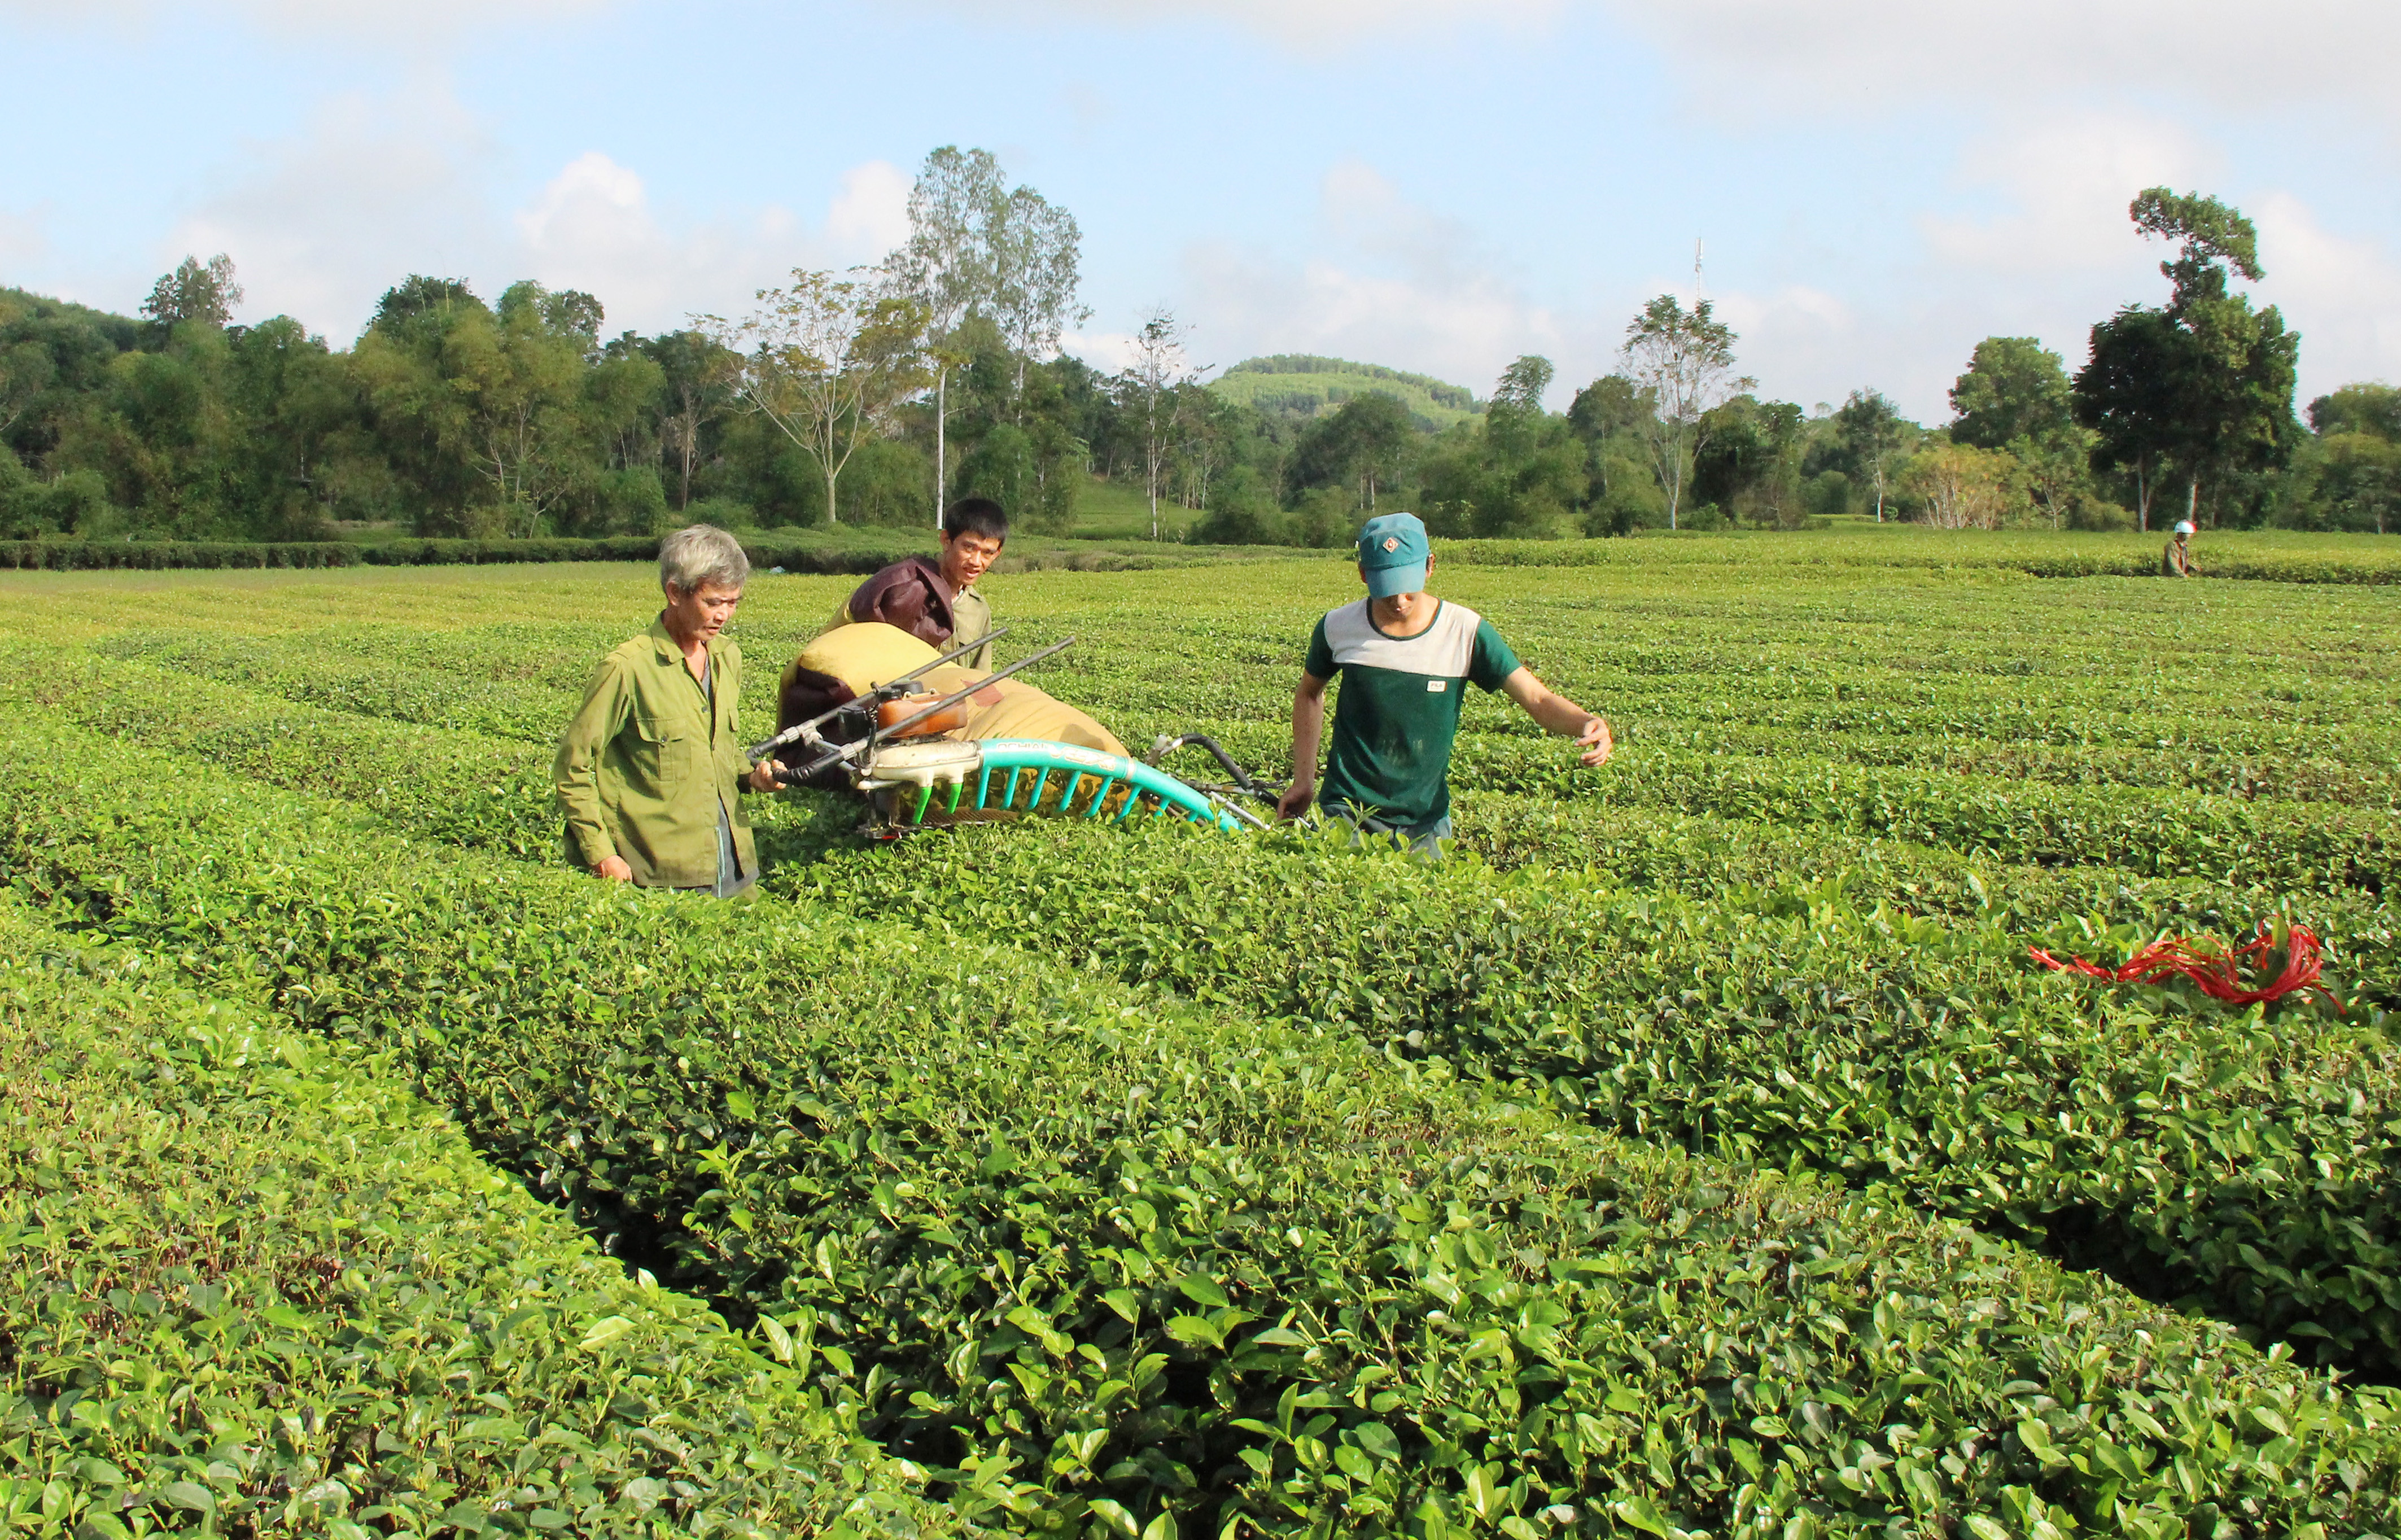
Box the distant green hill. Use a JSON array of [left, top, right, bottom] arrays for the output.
[[1209, 355, 1483, 431]]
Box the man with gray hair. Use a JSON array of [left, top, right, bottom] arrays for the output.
[[553, 524, 780, 896]]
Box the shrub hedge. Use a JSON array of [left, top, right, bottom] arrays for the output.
[[19, 646, 2401, 1377], [5, 714, 2398, 1537], [78, 625, 2400, 900], [0, 534, 1280, 575], [1436, 537, 2401, 585], [780, 817, 2401, 1378], [0, 899, 935, 1539], [1454, 739, 2399, 896], [0, 534, 922, 573], [21, 641, 2398, 1009]]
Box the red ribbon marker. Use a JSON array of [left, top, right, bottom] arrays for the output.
[[2030, 920, 2338, 1011]]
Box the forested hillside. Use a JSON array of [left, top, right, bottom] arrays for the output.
[[1209, 355, 1484, 430]]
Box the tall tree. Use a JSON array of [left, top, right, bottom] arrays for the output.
[[0, 326, 55, 440], [221, 314, 373, 537], [1418, 356, 1585, 538], [351, 277, 488, 531], [2073, 188, 2299, 531], [633, 329, 733, 510], [1619, 297, 1750, 530], [1567, 373, 1662, 534], [2311, 434, 2397, 534], [890, 147, 1007, 527], [1566, 374, 1652, 441], [2309, 383, 2401, 441], [141, 254, 243, 331], [456, 282, 618, 535], [1171, 384, 1248, 514], [992, 186, 1089, 415], [1115, 307, 1206, 540], [2073, 307, 2179, 530], [1949, 337, 2074, 449], [1832, 390, 1907, 523], [1693, 394, 1807, 526], [1949, 338, 2091, 530], [1288, 391, 1414, 513], [705, 268, 929, 526], [1490, 354, 1554, 415]]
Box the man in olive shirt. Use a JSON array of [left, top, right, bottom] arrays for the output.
[[554, 524, 779, 896], [824, 497, 1006, 669]]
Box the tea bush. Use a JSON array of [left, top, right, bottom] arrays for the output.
[[0, 900, 936, 1539], [22, 645, 2401, 1375], [6, 716, 2400, 1537], [782, 816, 2401, 1375], [10, 540, 2401, 1535], [1434, 532, 2401, 585]]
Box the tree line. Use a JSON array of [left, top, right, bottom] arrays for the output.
[[2, 170, 2392, 545], [1192, 189, 2391, 541]]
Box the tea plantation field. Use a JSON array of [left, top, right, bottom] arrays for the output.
[[4, 532, 2399, 1538]]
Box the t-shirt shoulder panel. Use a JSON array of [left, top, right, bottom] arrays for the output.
[[1304, 613, 1336, 677], [1470, 616, 1521, 690]]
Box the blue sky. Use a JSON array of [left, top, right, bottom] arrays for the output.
[[3, 0, 2395, 421]]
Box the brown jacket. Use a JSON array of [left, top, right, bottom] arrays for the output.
[[839, 556, 959, 650]]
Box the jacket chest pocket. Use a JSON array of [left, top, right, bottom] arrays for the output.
[[629, 712, 697, 787]]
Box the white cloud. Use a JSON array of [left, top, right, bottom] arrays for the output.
[[1919, 113, 2216, 278], [510, 150, 816, 331], [0, 206, 49, 273], [1319, 160, 1481, 287], [2254, 194, 2401, 395], [825, 161, 912, 256], [1186, 244, 1565, 392], [1607, 0, 2401, 118], [1147, 163, 1586, 399], [152, 83, 907, 340], [0, 0, 604, 37], [1061, 328, 1143, 373], [927, 0, 1558, 48], [161, 79, 498, 337]]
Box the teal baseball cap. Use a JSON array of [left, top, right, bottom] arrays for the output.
[[1356, 512, 1430, 598]]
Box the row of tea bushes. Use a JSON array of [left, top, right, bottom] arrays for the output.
[[783, 815, 2401, 1377], [0, 533, 916, 573], [1433, 536, 2401, 585], [4, 716, 2396, 1537], [23, 648, 2401, 1375], [1121, 707, 2396, 895], [1442, 796, 2401, 1003], [78, 619, 2400, 898], [0, 899, 934, 1539], [18, 647, 566, 859], [27, 642, 2398, 1017], [1465, 740, 2398, 894]]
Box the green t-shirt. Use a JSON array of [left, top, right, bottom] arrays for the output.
[[1304, 598, 1520, 829]]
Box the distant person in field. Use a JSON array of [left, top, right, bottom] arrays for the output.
[[824, 497, 1006, 670], [2163, 518, 2201, 578], [1275, 511, 1613, 856], [553, 524, 779, 896]]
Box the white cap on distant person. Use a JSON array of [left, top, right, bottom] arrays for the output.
[[2173, 520, 2196, 535]]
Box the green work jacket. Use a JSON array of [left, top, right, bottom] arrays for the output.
[[553, 619, 759, 888]]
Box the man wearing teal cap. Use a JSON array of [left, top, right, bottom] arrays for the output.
[[1274, 511, 1612, 854]]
